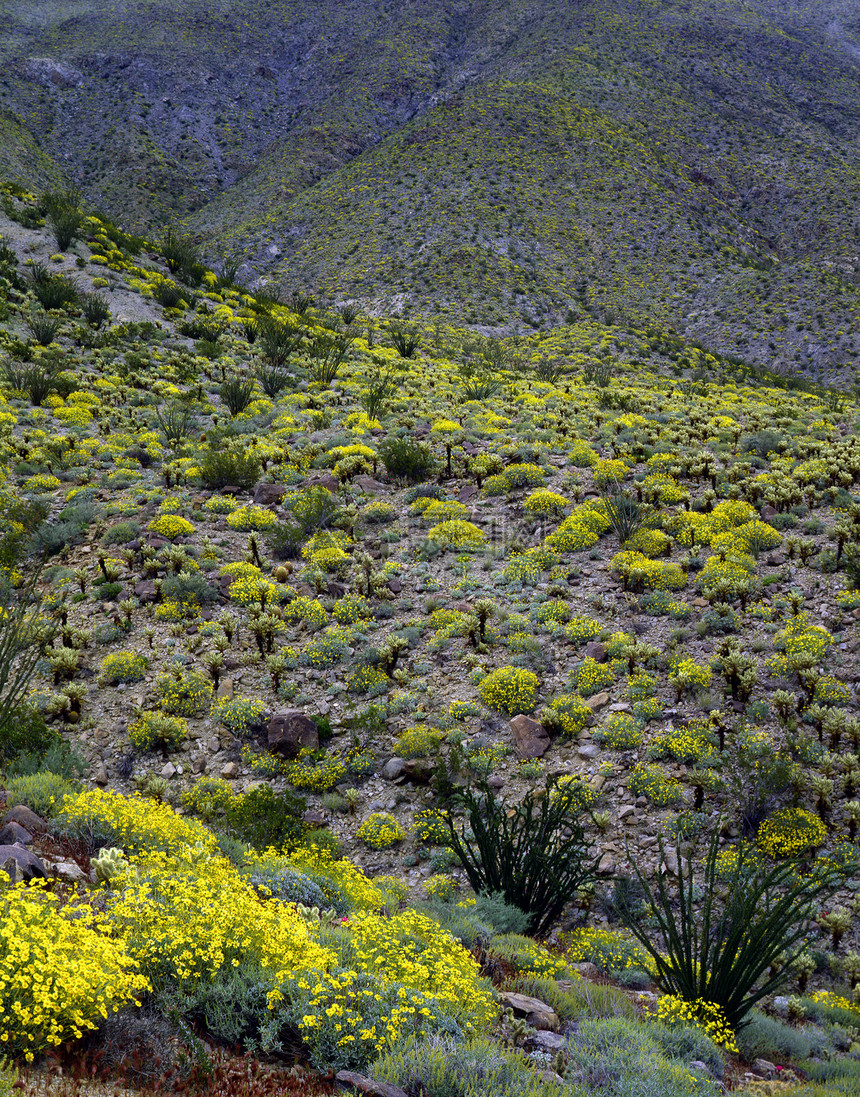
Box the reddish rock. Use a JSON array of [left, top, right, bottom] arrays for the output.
[[268, 711, 320, 758], [253, 482, 288, 506], [3, 804, 48, 833], [583, 641, 608, 662], [510, 714, 551, 758]]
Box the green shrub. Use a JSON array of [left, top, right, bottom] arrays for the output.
[[128, 712, 187, 754], [378, 436, 435, 483], [647, 1020, 725, 1079], [5, 771, 76, 817], [444, 779, 600, 936], [734, 1009, 825, 1062], [212, 696, 265, 737], [479, 666, 539, 715], [224, 785, 307, 850], [155, 667, 213, 715], [373, 1035, 564, 1097], [621, 835, 844, 1031], [198, 448, 261, 490]]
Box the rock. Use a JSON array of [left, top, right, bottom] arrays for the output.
[[215, 677, 234, 701], [2, 805, 47, 833], [662, 848, 679, 875], [267, 711, 319, 758], [134, 580, 158, 604], [526, 1031, 566, 1052], [487, 775, 505, 789], [597, 851, 615, 875], [499, 991, 560, 1032], [568, 962, 599, 979], [689, 1061, 710, 1076], [94, 763, 109, 785], [0, 845, 48, 881], [752, 1059, 776, 1078], [583, 641, 608, 662], [388, 578, 402, 593], [335, 1071, 408, 1097], [302, 811, 328, 828], [618, 805, 636, 820], [253, 483, 288, 506], [402, 760, 433, 785], [382, 758, 406, 782], [220, 762, 238, 778], [577, 743, 601, 759], [458, 484, 477, 503], [0, 822, 32, 846], [161, 762, 177, 779], [52, 860, 88, 883], [585, 691, 610, 712], [303, 473, 340, 493], [510, 714, 551, 758], [353, 474, 385, 493]]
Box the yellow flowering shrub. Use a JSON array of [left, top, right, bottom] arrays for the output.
[[427, 519, 485, 548], [106, 850, 334, 990], [479, 665, 539, 714], [656, 995, 738, 1054], [757, 808, 827, 860], [58, 788, 217, 855], [560, 927, 651, 973], [147, 514, 195, 539], [226, 504, 278, 531], [357, 812, 406, 849], [0, 881, 148, 1061]]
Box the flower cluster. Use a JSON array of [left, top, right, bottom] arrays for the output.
[[226, 504, 278, 531], [412, 808, 451, 845], [333, 593, 374, 623], [0, 881, 148, 1061], [155, 668, 213, 716], [357, 812, 406, 848], [284, 750, 347, 792], [100, 650, 148, 684], [426, 519, 485, 548], [565, 616, 603, 645], [394, 726, 443, 759], [757, 807, 827, 860], [300, 626, 352, 669], [560, 927, 651, 973], [656, 995, 738, 1054], [569, 656, 615, 698], [284, 596, 329, 629], [147, 513, 195, 539], [594, 712, 643, 750], [128, 712, 187, 752], [629, 763, 682, 806], [524, 489, 568, 515], [542, 692, 592, 737], [478, 665, 539, 715], [212, 695, 265, 737]]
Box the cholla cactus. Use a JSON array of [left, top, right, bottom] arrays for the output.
[[91, 846, 129, 886], [819, 907, 852, 950]]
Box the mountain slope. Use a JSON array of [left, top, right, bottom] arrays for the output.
[[2, 0, 860, 374]]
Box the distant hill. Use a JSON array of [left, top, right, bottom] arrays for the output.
[[2, 0, 860, 377]]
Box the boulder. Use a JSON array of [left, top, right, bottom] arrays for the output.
[[253, 483, 288, 506], [510, 714, 551, 758], [0, 822, 32, 846], [3, 804, 48, 833], [499, 991, 560, 1032], [0, 845, 48, 882], [585, 691, 610, 712], [267, 710, 320, 758], [381, 758, 406, 782], [335, 1071, 408, 1097], [353, 475, 386, 493], [583, 641, 608, 662], [525, 1031, 566, 1052]]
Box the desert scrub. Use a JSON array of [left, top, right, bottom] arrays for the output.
[[647, 721, 714, 766], [569, 656, 615, 697], [544, 514, 600, 553], [300, 626, 351, 669], [5, 771, 76, 817], [155, 667, 213, 716], [283, 595, 328, 629], [541, 693, 592, 737], [423, 499, 470, 522], [594, 712, 643, 750], [128, 712, 187, 753], [531, 598, 570, 625], [212, 696, 265, 737], [668, 659, 712, 700], [479, 665, 539, 715], [357, 812, 406, 848], [756, 807, 827, 860], [412, 808, 451, 845], [0, 880, 148, 1062], [99, 650, 147, 684], [105, 848, 332, 992], [347, 665, 389, 696], [426, 519, 485, 548], [226, 504, 278, 531], [524, 488, 569, 515], [58, 787, 216, 855], [565, 616, 603, 645], [560, 927, 651, 973], [656, 995, 738, 1054], [394, 726, 443, 758], [147, 513, 195, 539], [284, 749, 347, 792], [332, 592, 374, 624], [629, 763, 683, 806], [551, 774, 597, 810]]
